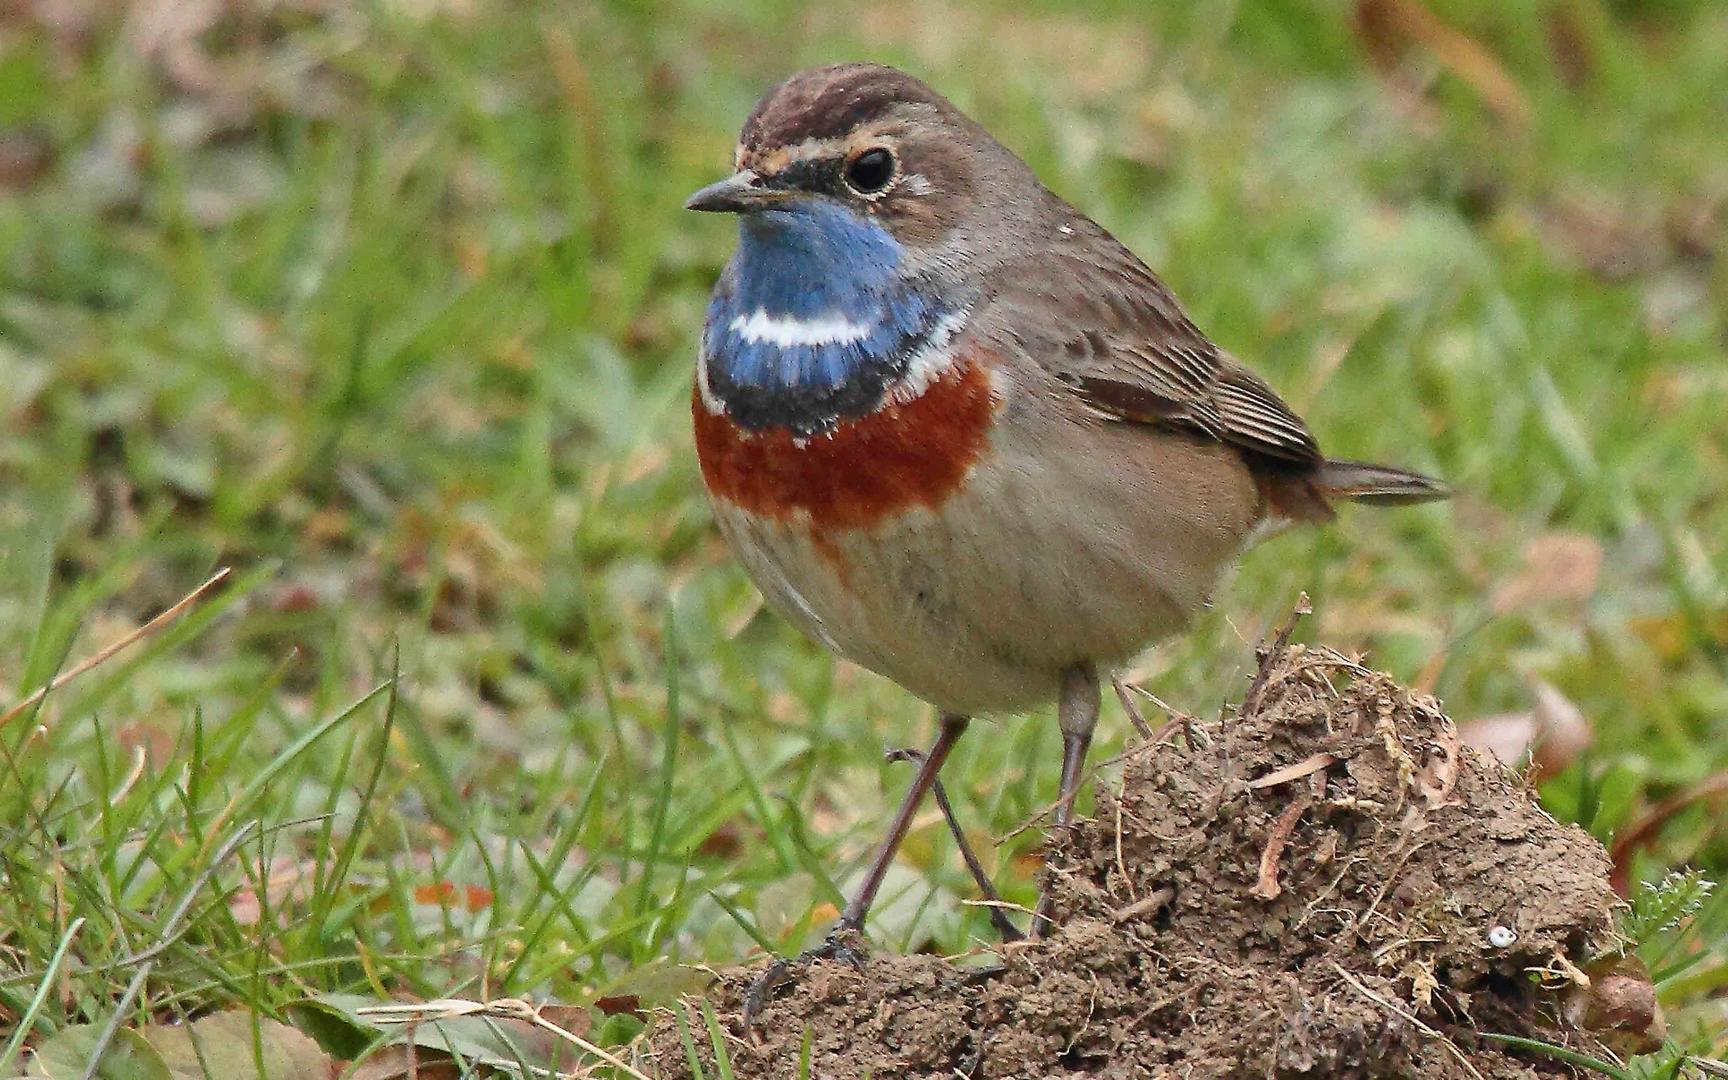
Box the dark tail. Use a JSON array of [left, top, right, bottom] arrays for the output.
[[1315, 459, 1451, 506], [1256, 457, 1449, 522]]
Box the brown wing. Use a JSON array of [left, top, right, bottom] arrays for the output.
[[987, 227, 1322, 470]]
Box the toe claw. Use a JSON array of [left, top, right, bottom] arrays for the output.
[[823, 934, 867, 970], [739, 930, 871, 1035], [740, 956, 793, 1036]]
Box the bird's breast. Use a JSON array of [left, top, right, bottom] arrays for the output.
[[692, 350, 1000, 535]]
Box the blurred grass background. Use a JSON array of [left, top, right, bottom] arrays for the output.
[[0, 0, 1724, 1066]]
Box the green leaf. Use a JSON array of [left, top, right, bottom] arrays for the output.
[[294, 996, 562, 1076], [1621, 870, 1715, 950], [26, 1027, 171, 1080], [287, 994, 386, 1061]]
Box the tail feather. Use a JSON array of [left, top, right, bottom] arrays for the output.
[[1315, 458, 1450, 506]]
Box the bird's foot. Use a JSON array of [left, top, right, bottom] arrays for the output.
[[741, 923, 868, 1035]]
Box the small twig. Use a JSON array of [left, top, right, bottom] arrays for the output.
[[1110, 886, 1175, 924], [960, 898, 1039, 918], [1250, 795, 1311, 901], [82, 820, 258, 1080], [108, 745, 149, 807], [2, 568, 232, 732], [359, 997, 653, 1080], [1125, 684, 1203, 747], [503, 999, 657, 1080], [1111, 677, 1156, 740], [1248, 753, 1338, 791], [1330, 962, 1486, 1080], [1242, 592, 1311, 720]]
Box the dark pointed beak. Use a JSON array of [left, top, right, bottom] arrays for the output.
[[684, 170, 787, 214]]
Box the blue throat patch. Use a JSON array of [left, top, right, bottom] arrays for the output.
[[702, 199, 962, 435]]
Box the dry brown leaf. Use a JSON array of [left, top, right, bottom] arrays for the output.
[[229, 856, 320, 927], [1461, 711, 1540, 767], [1538, 194, 1656, 280], [347, 1045, 463, 1080], [1412, 721, 1461, 808], [1460, 677, 1593, 778], [1526, 678, 1593, 774], [411, 881, 495, 912], [696, 820, 744, 860], [591, 995, 642, 1021], [146, 1011, 339, 1079]]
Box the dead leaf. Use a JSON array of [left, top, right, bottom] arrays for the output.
[[229, 857, 319, 927], [591, 996, 642, 1021], [1526, 678, 1593, 774], [695, 821, 744, 859], [412, 881, 494, 913], [1412, 723, 1460, 808], [145, 1012, 338, 1080], [346, 1045, 463, 1080], [1491, 532, 1604, 613], [26, 1027, 170, 1080], [1460, 677, 1593, 778], [316, 996, 578, 1077], [1543, 194, 1648, 278], [1461, 711, 1540, 768]]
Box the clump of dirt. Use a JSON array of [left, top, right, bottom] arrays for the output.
[[642, 641, 1657, 1078]]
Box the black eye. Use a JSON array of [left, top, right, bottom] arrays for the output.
[[844, 148, 896, 195]]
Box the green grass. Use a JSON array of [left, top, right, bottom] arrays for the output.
[[1, 0, 1725, 1071]]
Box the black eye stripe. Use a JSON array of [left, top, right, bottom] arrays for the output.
[[767, 149, 898, 199], [777, 160, 828, 190]]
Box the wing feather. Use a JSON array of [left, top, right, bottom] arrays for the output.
[[989, 226, 1320, 466]]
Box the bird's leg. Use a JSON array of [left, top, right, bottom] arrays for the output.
[[1032, 664, 1099, 939], [886, 746, 1024, 943], [743, 713, 969, 1031], [839, 712, 970, 933]]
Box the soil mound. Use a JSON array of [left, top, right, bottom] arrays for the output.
[[643, 641, 1656, 1078]]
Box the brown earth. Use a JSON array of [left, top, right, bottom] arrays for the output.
[[641, 640, 1659, 1078]]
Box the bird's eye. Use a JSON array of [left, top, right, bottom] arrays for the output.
[[844, 148, 896, 195]]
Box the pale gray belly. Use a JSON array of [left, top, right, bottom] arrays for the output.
[[711, 418, 1263, 716]]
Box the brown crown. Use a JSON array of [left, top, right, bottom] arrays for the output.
[[739, 63, 953, 151]]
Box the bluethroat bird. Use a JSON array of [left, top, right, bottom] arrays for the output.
[[687, 64, 1447, 961]]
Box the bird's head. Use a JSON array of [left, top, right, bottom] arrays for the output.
[[688, 65, 1043, 435], [686, 63, 1023, 261]]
